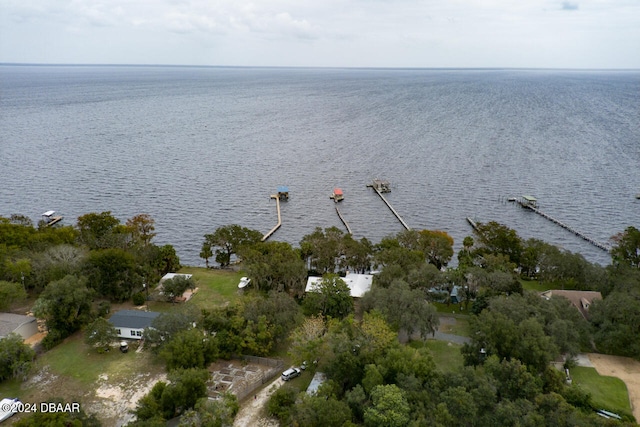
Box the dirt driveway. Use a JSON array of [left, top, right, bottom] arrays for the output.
[[588, 353, 640, 422], [233, 376, 283, 427]]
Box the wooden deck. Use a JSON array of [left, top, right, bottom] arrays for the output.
[[335, 206, 352, 235], [261, 195, 282, 242], [369, 186, 411, 230], [516, 199, 611, 252]]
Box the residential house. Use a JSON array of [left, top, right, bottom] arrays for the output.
[[305, 273, 374, 298], [540, 290, 602, 320], [108, 310, 161, 340]]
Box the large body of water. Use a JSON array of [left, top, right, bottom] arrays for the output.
[[1, 65, 638, 267]]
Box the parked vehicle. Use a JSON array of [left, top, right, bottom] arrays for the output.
[[0, 398, 19, 423], [281, 367, 301, 381]]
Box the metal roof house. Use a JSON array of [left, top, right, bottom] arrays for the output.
[[0, 313, 38, 341], [305, 273, 374, 298], [108, 310, 161, 340]]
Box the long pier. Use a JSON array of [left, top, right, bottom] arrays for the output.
[[466, 217, 479, 231], [369, 187, 411, 231], [261, 195, 282, 241], [516, 200, 611, 252], [335, 206, 352, 235]]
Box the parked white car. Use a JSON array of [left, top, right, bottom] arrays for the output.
[[281, 367, 301, 381]]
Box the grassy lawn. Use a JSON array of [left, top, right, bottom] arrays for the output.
[[570, 367, 632, 417], [409, 340, 464, 373], [520, 279, 554, 292], [179, 267, 244, 309], [433, 302, 472, 315], [438, 317, 471, 337]]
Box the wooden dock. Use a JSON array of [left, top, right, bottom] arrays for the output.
[[335, 206, 352, 235], [466, 217, 479, 231], [369, 186, 411, 230], [516, 199, 611, 252], [261, 195, 282, 242]]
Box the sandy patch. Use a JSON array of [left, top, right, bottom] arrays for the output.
[[85, 372, 168, 426], [588, 353, 640, 422], [233, 377, 283, 427]]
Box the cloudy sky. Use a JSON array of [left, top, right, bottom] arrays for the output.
[[1, 0, 638, 69]]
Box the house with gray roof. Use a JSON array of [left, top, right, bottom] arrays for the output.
[[108, 310, 160, 340], [0, 313, 38, 341]]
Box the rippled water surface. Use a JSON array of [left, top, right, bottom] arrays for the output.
[[1, 66, 639, 266]]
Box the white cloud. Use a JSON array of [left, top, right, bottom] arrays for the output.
[[1, 0, 639, 67]]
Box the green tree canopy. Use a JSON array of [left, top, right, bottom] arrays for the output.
[[303, 274, 354, 319], [0, 333, 35, 382], [33, 274, 94, 338], [84, 317, 118, 354], [202, 224, 262, 268]]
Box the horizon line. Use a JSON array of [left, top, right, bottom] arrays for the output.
[[1, 62, 639, 72]]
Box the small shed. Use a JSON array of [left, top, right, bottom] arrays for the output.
[[108, 310, 161, 340], [450, 286, 462, 304], [0, 313, 38, 341]]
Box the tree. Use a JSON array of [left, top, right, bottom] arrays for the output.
[[162, 275, 195, 303], [290, 393, 353, 427], [361, 280, 439, 339], [33, 275, 94, 338], [199, 242, 213, 269], [77, 211, 126, 249], [202, 225, 262, 268], [364, 384, 411, 427], [418, 229, 454, 269], [611, 226, 640, 269], [84, 317, 118, 354], [341, 235, 373, 273], [300, 227, 345, 273], [288, 315, 327, 365], [160, 328, 217, 370], [126, 214, 157, 247], [589, 291, 640, 358], [84, 248, 141, 302], [240, 241, 307, 295], [14, 399, 101, 427], [144, 309, 200, 349], [303, 274, 354, 319], [473, 221, 523, 265], [155, 244, 181, 276], [179, 394, 238, 427], [0, 280, 27, 310], [0, 333, 35, 382]]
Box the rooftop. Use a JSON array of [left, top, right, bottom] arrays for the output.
[[0, 313, 36, 338], [108, 310, 160, 329]]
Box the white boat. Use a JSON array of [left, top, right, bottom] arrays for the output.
[[238, 277, 251, 289]]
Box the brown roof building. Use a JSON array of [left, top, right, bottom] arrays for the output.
[[540, 290, 603, 320]]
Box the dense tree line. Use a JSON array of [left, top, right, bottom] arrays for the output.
[[272, 313, 635, 426], [0, 212, 180, 350]]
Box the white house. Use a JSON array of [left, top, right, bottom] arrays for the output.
[[305, 273, 373, 298], [108, 310, 160, 340], [0, 313, 38, 341]]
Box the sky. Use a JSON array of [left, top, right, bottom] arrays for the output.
[[1, 0, 639, 69]]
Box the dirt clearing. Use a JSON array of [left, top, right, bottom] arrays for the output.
[[588, 353, 640, 422], [232, 376, 283, 427]]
